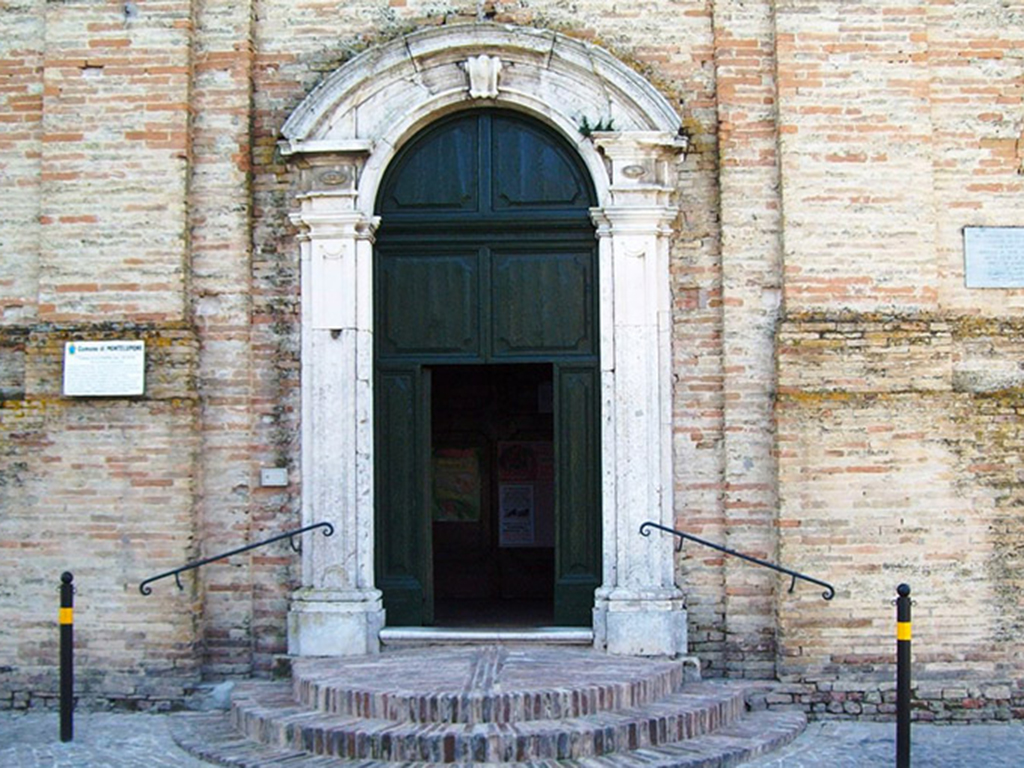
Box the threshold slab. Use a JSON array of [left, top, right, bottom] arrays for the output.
[[379, 626, 594, 646]]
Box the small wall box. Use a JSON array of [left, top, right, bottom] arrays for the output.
[[260, 468, 288, 487]]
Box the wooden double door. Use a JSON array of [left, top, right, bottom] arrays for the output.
[[373, 110, 601, 627]]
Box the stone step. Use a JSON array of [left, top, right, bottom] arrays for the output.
[[379, 627, 595, 648], [171, 647, 804, 767], [230, 681, 749, 762], [291, 647, 689, 724], [172, 709, 807, 768]]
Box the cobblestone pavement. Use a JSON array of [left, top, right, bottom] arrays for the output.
[[0, 711, 208, 768], [2, 710, 1023, 766], [741, 719, 1024, 767]]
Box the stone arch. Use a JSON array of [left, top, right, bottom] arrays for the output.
[[285, 23, 689, 657], [280, 25, 681, 192]]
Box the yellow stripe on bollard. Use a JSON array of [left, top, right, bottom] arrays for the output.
[[897, 621, 911, 641], [59, 607, 73, 625]]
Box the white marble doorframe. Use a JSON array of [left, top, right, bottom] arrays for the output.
[[281, 24, 689, 657]]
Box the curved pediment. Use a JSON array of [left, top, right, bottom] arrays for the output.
[[279, 23, 682, 156]]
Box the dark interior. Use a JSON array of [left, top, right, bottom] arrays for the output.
[[430, 363, 555, 627]]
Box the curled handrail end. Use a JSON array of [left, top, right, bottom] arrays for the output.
[[138, 520, 334, 600], [637, 520, 835, 604]]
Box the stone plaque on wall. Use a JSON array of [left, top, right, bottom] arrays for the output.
[[964, 226, 1024, 288], [63, 340, 145, 396]]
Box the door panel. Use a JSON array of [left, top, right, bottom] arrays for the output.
[[380, 118, 479, 213], [490, 114, 590, 211], [491, 248, 594, 357], [378, 250, 480, 357], [554, 364, 601, 626], [375, 367, 433, 626]]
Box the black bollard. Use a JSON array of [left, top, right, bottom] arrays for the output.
[[896, 583, 911, 768], [59, 571, 74, 742]]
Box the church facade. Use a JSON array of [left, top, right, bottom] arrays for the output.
[[1, 0, 1023, 720]]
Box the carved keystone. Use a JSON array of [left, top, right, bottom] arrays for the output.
[[466, 54, 502, 99]]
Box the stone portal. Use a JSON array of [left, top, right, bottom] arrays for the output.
[[283, 24, 688, 657]]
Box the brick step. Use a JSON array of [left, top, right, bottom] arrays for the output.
[[291, 648, 688, 724], [172, 709, 807, 768], [229, 681, 749, 762]]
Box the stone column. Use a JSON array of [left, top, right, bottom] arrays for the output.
[[287, 157, 385, 656], [591, 133, 689, 657]]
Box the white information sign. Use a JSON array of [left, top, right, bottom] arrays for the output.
[[499, 483, 535, 547], [964, 226, 1024, 288], [63, 340, 146, 396]]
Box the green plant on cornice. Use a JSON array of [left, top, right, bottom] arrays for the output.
[[677, 123, 695, 149], [578, 115, 615, 137]]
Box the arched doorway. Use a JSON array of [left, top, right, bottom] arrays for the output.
[[284, 25, 688, 657], [373, 110, 600, 628]]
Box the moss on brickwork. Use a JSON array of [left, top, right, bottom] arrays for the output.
[[952, 390, 1024, 644], [777, 309, 1024, 715]]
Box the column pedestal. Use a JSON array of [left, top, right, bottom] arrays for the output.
[[287, 588, 385, 657], [594, 588, 688, 657]]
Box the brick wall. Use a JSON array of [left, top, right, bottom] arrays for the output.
[[0, 0, 42, 324], [706, 0, 784, 680], [2, 0, 1023, 719], [773, 0, 1024, 720], [1, 0, 201, 709], [0, 325, 199, 709], [190, 0, 259, 679], [38, 0, 191, 323]]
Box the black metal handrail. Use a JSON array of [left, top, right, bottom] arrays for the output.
[[639, 521, 835, 600], [139, 521, 334, 595]]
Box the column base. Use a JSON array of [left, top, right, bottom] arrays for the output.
[[287, 588, 385, 657], [593, 589, 688, 657]]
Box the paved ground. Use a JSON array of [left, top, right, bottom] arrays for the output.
[[742, 719, 1024, 767], [1, 709, 1023, 766], [0, 711, 208, 768]]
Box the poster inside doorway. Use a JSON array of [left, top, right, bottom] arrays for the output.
[[497, 441, 554, 548], [432, 447, 482, 522], [499, 483, 534, 546]]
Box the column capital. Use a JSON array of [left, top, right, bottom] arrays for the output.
[[591, 205, 679, 237], [290, 201, 380, 242], [590, 131, 687, 209]]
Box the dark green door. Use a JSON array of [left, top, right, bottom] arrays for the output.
[[374, 110, 600, 626]]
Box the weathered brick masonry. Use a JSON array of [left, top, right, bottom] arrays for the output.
[[772, 0, 1024, 720], [1, 0, 1023, 721]]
